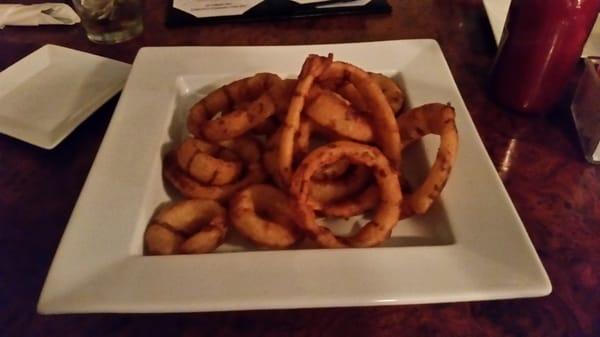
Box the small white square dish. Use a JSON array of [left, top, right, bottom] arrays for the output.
[[0, 44, 130, 149], [38, 40, 550, 314], [483, 0, 600, 57]]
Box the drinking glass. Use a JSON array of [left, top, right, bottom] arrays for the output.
[[71, 0, 143, 44]]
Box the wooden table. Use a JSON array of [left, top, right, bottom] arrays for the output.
[[1, 1, 599, 336]]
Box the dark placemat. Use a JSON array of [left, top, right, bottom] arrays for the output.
[[166, 0, 390, 27]]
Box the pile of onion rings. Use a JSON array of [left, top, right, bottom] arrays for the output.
[[144, 54, 458, 255]]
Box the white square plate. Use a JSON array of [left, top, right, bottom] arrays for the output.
[[0, 44, 130, 149], [38, 40, 551, 314], [483, 0, 600, 57]]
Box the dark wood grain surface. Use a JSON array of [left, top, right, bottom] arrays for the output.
[[1, 1, 599, 336]]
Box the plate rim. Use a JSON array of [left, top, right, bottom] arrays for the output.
[[37, 40, 551, 314]]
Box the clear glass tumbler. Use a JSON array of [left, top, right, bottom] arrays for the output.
[[71, 0, 143, 44]]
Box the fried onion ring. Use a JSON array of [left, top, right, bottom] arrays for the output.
[[312, 158, 351, 181], [176, 138, 243, 186], [317, 185, 379, 217], [396, 103, 458, 214], [321, 72, 404, 115], [187, 73, 284, 141], [305, 73, 404, 142], [278, 54, 333, 185], [305, 90, 375, 143], [229, 184, 303, 249], [371, 73, 405, 114], [308, 165, 372, 210], [320, 184, 416, 219], [291, 141, 401, 248], [164, 137, 266, 201], [266, 116, 365, 199], [251, 117, 279, 135], [318, 62, 402, 170], [144, 199, 227, 254], [263, 119, 314, 188], [309, 103, 457, 217]]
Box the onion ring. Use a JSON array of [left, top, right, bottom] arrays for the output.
[[312, 158, 351, 181], [251, 117, 279, 135], [320, 184, 416, 219], [291, 141, 402, 248], [318, 62, 402, 170], [263, 118, 314, 188], [176, 138, 243, 186], [271, 78, 298, 121], [305, 73, 404, 142], [317, 185, 379, 217], [278, 54, 333, 186], [396, 103, 458, 214], [341, 73, 404, 114], [229, 184, 303, 249], [305, 90, 375, 143], [266, 117, 365, 200], [144, 199, 227, 254], [321, 72, 404, 115], [187, 73, 283, 141], [371, 72, 405, 114], [263, 130, 284, 187], [308, 165, 372, 210], [202, 94, 276, 141], [164, 137, 266, 201], [319, 102, 458, 218]]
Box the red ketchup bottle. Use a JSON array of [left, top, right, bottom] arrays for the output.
[[490, 0, 600, 115]]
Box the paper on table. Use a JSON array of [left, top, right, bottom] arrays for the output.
[[0, 3, 80, 28], [317, 0, 371, 8], [173, 0, 263, 18], [291, 0, 329, 3], [292, 0, 371, 5]]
